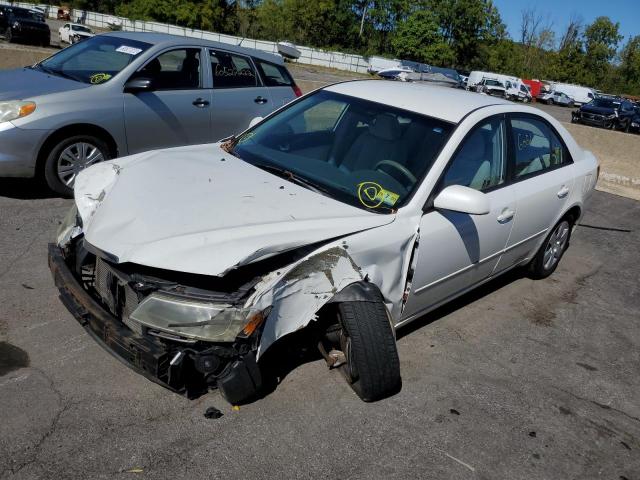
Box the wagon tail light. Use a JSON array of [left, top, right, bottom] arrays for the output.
[[292, 83, 303, 98]]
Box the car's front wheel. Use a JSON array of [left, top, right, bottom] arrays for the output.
[[527, 216, 574, 279], [5, 28, 13, 43], [44, 135, 111, 197], [336, 301, 401, 401]]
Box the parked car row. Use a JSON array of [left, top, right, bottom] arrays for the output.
[[0, 4, 50, 46], [572, 95, 640, 133]]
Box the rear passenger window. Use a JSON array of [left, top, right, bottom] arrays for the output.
[[210, 50, 258, 88], [510, 117, 569, 179], [255, 60, 294, 87], [442, 118, 507, 191]]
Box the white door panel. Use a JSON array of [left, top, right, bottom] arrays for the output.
[[402, 185, 516, 319], [499, 166, 575, 268]]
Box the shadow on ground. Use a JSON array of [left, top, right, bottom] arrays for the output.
[[0, 178, 59, 200]]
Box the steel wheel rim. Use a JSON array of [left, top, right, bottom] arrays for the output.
[[543, 220, 570, 270], [56, 142, 105, 187]]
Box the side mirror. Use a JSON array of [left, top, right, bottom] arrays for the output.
[[433, 185, 490, 215], [124, 77, 155, 94], [248, 116, 263, 128]]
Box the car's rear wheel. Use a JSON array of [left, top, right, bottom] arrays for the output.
[[335, 301, 401, 402], [527, 216, 574, 279], [44, 135, 111, 197]]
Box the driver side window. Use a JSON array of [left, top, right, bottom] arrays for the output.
[[441, 117, 507, 192], [138, 48, 202, 90]]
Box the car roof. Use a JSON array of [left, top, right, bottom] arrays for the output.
[[324, 80, 511, 124], [101, 31, 284, 65]]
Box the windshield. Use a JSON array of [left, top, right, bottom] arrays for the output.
[[72, 25, 92, 33], [37, 36, 151, 84], [232, 90, 454, 212], [592, 98, 620, 109], [11, 8, 39, 20]]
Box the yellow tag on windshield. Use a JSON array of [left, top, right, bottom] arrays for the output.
[[90, 73, 112, 84], [357, 182, 399, 209]]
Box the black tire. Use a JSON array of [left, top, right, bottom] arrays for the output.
[[43, 134, 112, 197], [527, 215, 574, 279], [5, 28, 13, 43], [337, 301, 401, 401]]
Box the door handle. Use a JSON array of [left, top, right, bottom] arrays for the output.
[[497, 208, 515, 223], [557, 186, 570, 198], [192, 98, 210, 108], [254, 96, 268, 104]]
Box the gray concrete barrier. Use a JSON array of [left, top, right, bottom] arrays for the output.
[[564, 123, 640, 201]]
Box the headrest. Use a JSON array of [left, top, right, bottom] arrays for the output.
[[369, 113, 401, 141]]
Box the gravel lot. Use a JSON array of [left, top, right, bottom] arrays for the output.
[[1, 31, 639, 480], [0, 185, 638, 479]]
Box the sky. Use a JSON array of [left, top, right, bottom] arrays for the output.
[[492, 0, 640, 45]]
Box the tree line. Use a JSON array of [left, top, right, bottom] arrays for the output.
[[67, 0, 640, 95]]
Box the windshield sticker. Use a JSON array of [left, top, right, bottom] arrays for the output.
[[357, 182, 399, 209], [115, 45, 143, 55], [90, 73, 112, 84]]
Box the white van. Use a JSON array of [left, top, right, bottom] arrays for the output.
[[468, 71, 530, 101], [550, 83, 595, 105]]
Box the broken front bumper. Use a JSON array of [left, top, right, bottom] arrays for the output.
[[48, 244, 262, 403]]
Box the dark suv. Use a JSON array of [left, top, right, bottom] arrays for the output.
[[572, 96, 636, 131], [0, 6, 50, 46]]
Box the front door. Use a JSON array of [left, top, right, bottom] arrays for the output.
[[208, 48, 274, 140], [402, 116, 517, 320], [124, 47, 212, 155]]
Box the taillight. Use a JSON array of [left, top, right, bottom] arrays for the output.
[[292, 84, 302, 97]]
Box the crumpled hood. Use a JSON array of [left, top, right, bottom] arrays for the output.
[[0, 68, 87, 101], [79, 145, 395, 276]]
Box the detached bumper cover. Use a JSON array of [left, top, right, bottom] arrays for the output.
[[48, 243, 180, 392]]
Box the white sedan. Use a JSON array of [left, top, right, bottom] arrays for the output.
[[50, 81, 598, 404], [58, 23, 94, 44]]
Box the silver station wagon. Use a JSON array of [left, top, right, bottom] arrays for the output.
[[0, 32, 299, 195]]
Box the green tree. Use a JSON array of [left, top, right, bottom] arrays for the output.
[[425, 0, 506, 69], [391, 10, 454, 65], [620, 35, 640, 94], [583, 16, 623, 86]]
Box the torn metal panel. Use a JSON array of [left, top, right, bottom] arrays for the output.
[[248, 217, 421, 356]]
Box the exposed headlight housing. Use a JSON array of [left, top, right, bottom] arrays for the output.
[[130, 293, 268, 342], [0, 101, 36, 123], [12, 21, 21, 29], [56, 204, 82, 246]]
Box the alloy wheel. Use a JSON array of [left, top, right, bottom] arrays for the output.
[[543, 220, 570, 270], [56, 142, 105, 187]]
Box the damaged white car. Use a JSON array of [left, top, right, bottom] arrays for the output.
[[49, 81, 599, 404]]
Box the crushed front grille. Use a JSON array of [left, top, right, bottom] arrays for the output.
[[94, 257, 143, 334]]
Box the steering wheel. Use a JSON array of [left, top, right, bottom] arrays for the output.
[[374, 160, 417, 187]]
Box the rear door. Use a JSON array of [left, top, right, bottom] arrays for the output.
[[208, 49, 273, 140], [496, 114, 575, 271], [124, 47, 212, 154], [253, 59, 298, 108]]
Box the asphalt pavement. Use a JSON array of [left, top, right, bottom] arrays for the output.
[[0, 181, 638, 479]]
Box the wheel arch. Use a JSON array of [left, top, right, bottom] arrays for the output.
[[36, 123, 119, 176]]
